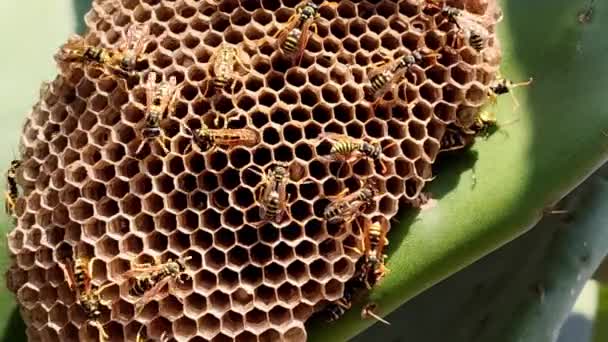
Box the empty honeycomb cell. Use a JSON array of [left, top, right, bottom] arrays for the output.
[[83, 218, 106, 239], [155, 174, 175, 194], [208, 290, 231, 316], [202, 208, 222, 231], [258, 224, 280, 245], [232, 227, 256, 249], [168, 231, 190, 253], [158, 295, 183, 320], [263, 263, 286, 286], [434, 101, 457, 123], [120, 193, 142, 216], [191, 230, 212, 253], [68, 129, 88, 150], [209, 152, 229, 172], [451, 63, 475, 86], [177, 209, 199, 233], [408, 120, 428, 141], [211, 189, 229, 211], [167, 191, 188, 212], [221, 310, 245, 337], [460, 47, 480, 65], [145, 231, 168, 253], [205, 247, 227, 271], [248, 242, 273, 267], [156, 211, 178, 234], [465, 83, 486, 105]]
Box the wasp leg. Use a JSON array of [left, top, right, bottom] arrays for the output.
[[60, 261, 77, 291], [156, 133, 171, 155], [168, 84, 183, 116], [321, 1, 339, 9], [326, 188, 349, 201], [90, 320, 109, 342], [273, 13, 299, 39], [4, 192, 15, 216], [507, 77, 533, 110]]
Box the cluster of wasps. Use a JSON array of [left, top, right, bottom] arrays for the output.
[[3, 0, 535, 338], [58, 253, 189, 341], [317, 0, 534, 324]]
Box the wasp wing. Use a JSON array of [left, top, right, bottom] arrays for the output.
[[134, 276, 172, 309]]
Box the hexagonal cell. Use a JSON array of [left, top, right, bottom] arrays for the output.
[[208, 290, 231, 315], [174, 316, 197, 339], [267, 305, 291, 327], [221, 311, 244, 335], [204, 248, 227, 271], [145, 232, 168, 254], [198, 314, 221, 340], [184, 292, 207, 317], [69, 199, 94, 222], [194, 269, 218, 294], [250, 243, 272, 266]]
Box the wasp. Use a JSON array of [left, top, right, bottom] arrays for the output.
[[204, 43, 251, 98], [272, 1, 338, 65], [456, 76, 533, 136], [250, 162, 303, 226], [365, 50, 436, 106], [184, 121, 259, 153], [352, 217, 390, 289], [324, 180, 377, 224], [439, 127, 474, 153], [61, 258, 113, 342], [319, 133, 394, 175], [5, 160, 21, 220], [324, 288, 353, 322], [425, 0, 491, 51], [488, 75, 534, 109], [123, 256, 191, 313], [361, 303, 391, 325], [55, 24, 149, 75], [135, 72, 181, 155]]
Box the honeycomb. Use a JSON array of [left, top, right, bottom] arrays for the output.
[[6, 0, 502, 340]]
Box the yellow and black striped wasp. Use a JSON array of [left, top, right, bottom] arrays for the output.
[[135, 72, 181, 155], [364, 49, 438, 106], [61, 257, 113, 342], [123, 256, 191, 314], [424, 0, 493, 51], [55, 24, 149, 76], [184, 120, 259, 153], [5, 160, 21, 221], [272, 1, 338, 65], [353, 216, 390, 289], [250, 162, 304, 226], [204, 43, 251, 97], [319, 133, 394, 175], [324, 179, 378, 224], [455, 75, 533, 136]]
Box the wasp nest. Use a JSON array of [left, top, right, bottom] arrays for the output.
[[6, 0, 502, 340]]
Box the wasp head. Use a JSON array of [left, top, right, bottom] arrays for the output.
[[301, 2, 320, 18]]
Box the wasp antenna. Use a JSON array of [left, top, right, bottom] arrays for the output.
[[512, 77, 534, 88], [507, 77, 532, 109]]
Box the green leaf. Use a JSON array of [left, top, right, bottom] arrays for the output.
[[0, 1, 87, 341], [351, 163, 608, 342], [308, 0, 608, 340]]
